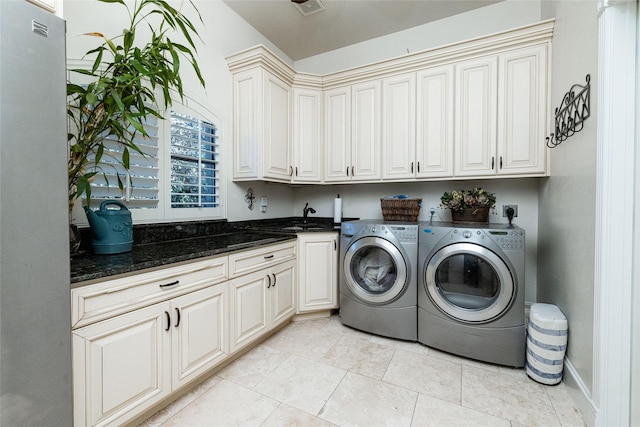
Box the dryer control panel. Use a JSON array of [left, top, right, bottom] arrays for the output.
[[487, 229, 525, 251]]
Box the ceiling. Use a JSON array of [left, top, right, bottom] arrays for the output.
[[222, 0, 502, 60]]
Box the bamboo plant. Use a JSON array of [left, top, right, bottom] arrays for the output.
[[67, 0, 205, 208]]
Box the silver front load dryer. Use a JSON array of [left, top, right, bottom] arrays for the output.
[[339, 220, 418, 341], [418, 222, 526, 367]]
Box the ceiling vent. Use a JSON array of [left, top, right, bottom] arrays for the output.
[[292, 0, 325, 17]]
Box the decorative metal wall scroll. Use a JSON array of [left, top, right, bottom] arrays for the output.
[[546, 74, 591, 148], [244, 187, 256, 210]]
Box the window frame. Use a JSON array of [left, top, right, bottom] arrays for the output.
[[160, 99, 225, 221]]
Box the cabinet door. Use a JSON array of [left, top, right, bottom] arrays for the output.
[[263, 72, 292, 181], [232, 68, 261, 180], [172, 284, 228, 389], [297, 233, 338, 313], [72, 303, 171, 427], [292, 87, 323, 183], [229, 270, 269, 352], [270, 260, 296, 328], [382, 73, 416, 180], [351, 80, 381, 181], [454, 56, 498, 177], [324, 87, 351, 182], [497, 45, 548, 175], [416, 65, 454, 178]]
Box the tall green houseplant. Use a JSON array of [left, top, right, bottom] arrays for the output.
[[67, 0, 205, 209]]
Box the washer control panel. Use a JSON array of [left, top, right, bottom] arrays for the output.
[[388, 225, 418, 243]]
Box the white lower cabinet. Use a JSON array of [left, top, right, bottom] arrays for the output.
[[171, 285, 229, 388], [229, 259, 296, 352], [72, 240, 298, 426], [297, 232, 338, 313], [72, 283, 228, 427]]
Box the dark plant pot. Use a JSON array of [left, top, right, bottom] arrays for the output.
[[451, 206, 490, 224], [69, 223, 82, 254]]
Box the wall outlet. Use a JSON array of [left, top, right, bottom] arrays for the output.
[[502, 204, 518, 217]]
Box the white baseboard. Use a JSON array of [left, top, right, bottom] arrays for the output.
[[564, 357, 597, 427]]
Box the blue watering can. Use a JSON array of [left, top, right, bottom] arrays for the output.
[[84, 200, 133, 254]]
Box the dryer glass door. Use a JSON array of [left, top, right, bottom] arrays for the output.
[[344, 236, 407, 304], [425, 242, 514, 322]]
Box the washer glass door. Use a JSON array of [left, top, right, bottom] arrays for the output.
[[425, 243, 514, 322], [344, 236, 407, 304]]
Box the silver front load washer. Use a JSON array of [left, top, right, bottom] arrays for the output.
[[340, 220, 418, 341], [418, 222, 526, 367]]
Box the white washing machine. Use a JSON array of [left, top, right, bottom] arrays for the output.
[[340, 220, 418, 341], [418, 222, 526, 367]]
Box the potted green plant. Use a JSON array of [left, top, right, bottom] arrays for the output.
[[440, 188, 496, 223], [67, 0, 205, 210], [66, 0, 205, 254]]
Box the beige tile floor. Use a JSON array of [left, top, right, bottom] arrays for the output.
[[139, 315, 585, 427]]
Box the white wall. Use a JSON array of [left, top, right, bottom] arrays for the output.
[[64, 0, 297, 224], [294, 0, 542, 74], [538, 0, 599, 402]]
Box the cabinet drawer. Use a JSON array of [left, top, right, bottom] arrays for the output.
[[71, 256, 228, 329], [228, 241, 296, 278]]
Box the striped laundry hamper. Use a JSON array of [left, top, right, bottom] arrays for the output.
[[526, 303, 568, 385]]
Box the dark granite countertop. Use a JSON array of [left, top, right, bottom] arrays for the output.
[[70, 217, 343, 286]]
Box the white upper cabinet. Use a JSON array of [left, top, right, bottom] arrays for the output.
[[324, 86, 351, 181], [382, 73, 416, 180], [231, 67, 292, 182], [497, 45, 548, 175], [416, 65, 455, 178], [325, 81, 381, 182], [228, 21, 553, 185], [228, 47, 295, 183], [351, 81, 382, 181], [454, 56, 499, 176], [292, 86, 323, 183], [263, 72, 292, 180], [382, 67, 454, 180], [455, 45, 548, 177]]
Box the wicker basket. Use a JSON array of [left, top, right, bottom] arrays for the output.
[[380, 198, 422, 222]]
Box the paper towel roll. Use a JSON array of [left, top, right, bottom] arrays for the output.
[[333, 195, 342, 223]]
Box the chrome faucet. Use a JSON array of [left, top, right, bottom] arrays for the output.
[[302, 203, 316, 224]]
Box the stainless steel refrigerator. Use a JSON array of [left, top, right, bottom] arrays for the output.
[[0, 1, 72, 425]]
